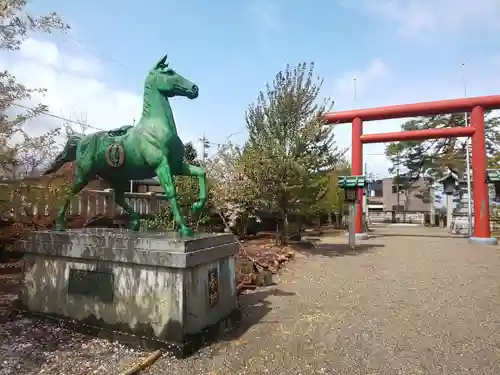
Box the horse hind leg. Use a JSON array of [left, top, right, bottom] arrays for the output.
[[110, 185, 141, 231], [54, 169, 91, 231]]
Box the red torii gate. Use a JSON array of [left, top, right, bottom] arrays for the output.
[[323, 95, 500, 245]]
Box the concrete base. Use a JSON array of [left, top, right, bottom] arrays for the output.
[[449, 216, 472, 236], [468, 236, 498, 245], [18, 228, 239, 357], [344, 232, 369, 240]]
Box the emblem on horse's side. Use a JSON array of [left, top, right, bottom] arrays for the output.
[[105, 143, 125, 168]]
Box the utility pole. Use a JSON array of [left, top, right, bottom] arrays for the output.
[[461, 63, 473, 237], [353, 77, 357, 101], [396, 157, 401, 221], [130, 118, 136, 192], [200, 133, 206, 164], [199, 133, 210, 164]]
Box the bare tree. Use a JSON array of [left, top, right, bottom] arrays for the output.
[[2, 126, 62, 178], [61, 109, 90, 136], [0, 0, 69, 179]]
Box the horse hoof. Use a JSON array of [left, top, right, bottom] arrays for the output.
[[191, 201, 205, 213], [129, 221, 141, 231], [54, 222, 66, 231], [180, 226, 194, 237]]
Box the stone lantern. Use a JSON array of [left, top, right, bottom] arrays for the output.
[[438, 170, 459, 229], [486, 169, 500, 202]]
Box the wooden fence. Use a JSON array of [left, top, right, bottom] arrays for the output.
[[0, 182, 168, 221]]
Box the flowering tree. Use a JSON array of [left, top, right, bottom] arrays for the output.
[[205, 142, 261, 235], [1, 0, 69, 179]]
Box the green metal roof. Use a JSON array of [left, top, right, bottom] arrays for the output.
[[337, 175, 366, 189], [486, 169, 500, 183]]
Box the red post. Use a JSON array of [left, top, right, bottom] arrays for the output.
[[470, 106, 491, 239], [352, 117, 363, 234]]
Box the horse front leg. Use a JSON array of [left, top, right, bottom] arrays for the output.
[[155, 158, 193, 237], [179, 163, 207, 213]]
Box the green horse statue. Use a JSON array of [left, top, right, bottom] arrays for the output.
[[44, 54, 206, 237]]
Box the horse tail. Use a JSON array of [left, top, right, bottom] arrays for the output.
[[43, 133, 85, 175]]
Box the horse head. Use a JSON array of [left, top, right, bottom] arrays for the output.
[[147, 54, 199, 99]]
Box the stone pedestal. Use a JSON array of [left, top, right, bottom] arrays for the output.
[[450, 182, 499, 243], [450, 182, 472, 236], [17, 229, 240, 357]]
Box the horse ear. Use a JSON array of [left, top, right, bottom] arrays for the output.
[[155, 54, 168, 69]]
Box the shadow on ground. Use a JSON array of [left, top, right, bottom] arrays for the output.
[[220, 288, 295, 343], [1, 264, 294, 368], [293, 241, 385, 258], [0, 269, 112, 374]]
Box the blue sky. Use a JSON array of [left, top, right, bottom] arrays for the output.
[[7, 0, 500, 176]]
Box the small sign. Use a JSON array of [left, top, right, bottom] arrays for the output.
[[208, 268, 218, 307], [345, 189, 357, 202], [67, 268, 114, 302], [105, 143, 125, 168]]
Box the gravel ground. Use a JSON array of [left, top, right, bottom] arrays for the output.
[[0, 315, 146, 374], [2, 226, 500, 374], [146, 226, 500, 374], [0, 266, 151, 375]]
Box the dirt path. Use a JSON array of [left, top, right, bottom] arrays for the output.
[[148, 226, 500, 374]]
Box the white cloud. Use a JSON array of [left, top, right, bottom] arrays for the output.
[[331, 120, 402, 178], [18, 38, 101, 76], [326, 0, 500, 177], [64, 55, 102, 76], [353, 0, 500, 39], [19, 39, 60, 66], [327, 54, 498, 177], [363, 151, 393, 176], [5, 38, 198, 147], [329, 58, 395, 177]]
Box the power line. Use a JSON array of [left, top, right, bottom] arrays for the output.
[[11, 104, 253, 149], [11, 103, 105, 131], [9, 36, 254, 155], [10, 34, 141, 133], [63, 34, 137, 73], [6, 36, 136, 133]]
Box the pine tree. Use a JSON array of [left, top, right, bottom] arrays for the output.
[[242, 62, 345, 245]]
